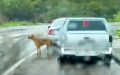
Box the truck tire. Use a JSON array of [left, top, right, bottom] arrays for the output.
[[104, 54, 112, 67], [58, 56, 65, 65]]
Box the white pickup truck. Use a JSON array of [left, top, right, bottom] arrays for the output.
[[48, 17, 113, 66]]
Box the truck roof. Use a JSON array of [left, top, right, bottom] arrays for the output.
[[56, 17, 106, 21]]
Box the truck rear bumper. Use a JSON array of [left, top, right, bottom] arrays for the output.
[[58, 55, 104, 64], [61, 47, 112, 56]]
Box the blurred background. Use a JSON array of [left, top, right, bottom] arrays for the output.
[[0, 0, 120, 25]]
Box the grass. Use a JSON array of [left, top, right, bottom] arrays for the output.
[[116, 29, 120, 37], [0, 21, 36, 28]]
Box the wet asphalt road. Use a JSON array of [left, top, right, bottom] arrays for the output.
[[0, 25, 48, 74], [13, 58, 120, 75], [0, 25, 120, 75], [0, 33, 35, 74]]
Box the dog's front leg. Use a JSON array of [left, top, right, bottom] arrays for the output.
[[47, 47, 52, 59], [36, 47, 41, 58]]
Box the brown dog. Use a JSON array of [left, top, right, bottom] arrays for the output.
[[28, 34, 53, 58]]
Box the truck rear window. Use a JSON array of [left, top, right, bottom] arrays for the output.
[[67, 20, 106, 31]]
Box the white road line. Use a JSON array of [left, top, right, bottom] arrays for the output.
[[2, 50, 36, 75], [0, 41, 2, 44], [2, 46, 47, 75], [0, 36, 3, 44], [0, 36, 3, 39]]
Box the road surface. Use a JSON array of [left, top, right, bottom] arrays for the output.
[[11, 55, 120, 75], [0, 24, 120, 75]]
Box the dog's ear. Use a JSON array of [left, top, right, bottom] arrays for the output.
[[28, 34, 32, 39], [31, 34, 34, 37]]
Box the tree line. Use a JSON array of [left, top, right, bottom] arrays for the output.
[[0, 0, 120, 23]]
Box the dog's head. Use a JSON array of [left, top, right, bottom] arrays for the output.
[[28, 35, 34, 39]]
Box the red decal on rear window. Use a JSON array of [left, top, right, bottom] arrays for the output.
[[83, 21, 89, 28]]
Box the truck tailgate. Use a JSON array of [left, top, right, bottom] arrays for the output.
[[64, 31, 110, 51]]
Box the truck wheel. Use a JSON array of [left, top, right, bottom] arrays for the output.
[[104, 54, 112, 67], [58, 56, 67, 69], [58, 56, 65, 65]]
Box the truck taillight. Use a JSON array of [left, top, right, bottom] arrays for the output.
[[48, 29, 54, 35]]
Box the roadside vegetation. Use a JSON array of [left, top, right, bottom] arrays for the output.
[[0, 21, 35, 28], [0, 0, 120, 27], [116, 29, 120, 37]]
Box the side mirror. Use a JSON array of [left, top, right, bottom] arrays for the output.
[[48, 26, 51, 28]]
